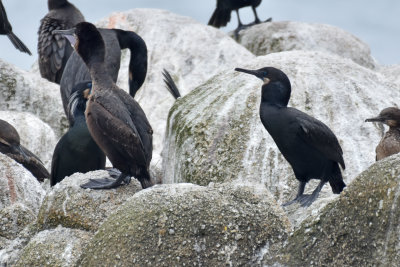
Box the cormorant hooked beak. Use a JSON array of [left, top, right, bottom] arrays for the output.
[[235, 68, 270, 84], [53, 28, 77, 47]]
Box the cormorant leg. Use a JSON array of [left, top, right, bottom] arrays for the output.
[[299, 180, 327, 207], [80, 172, 131, 189], [252, 7, 261, 24], [282, 181, 306, 206], [233, 9, 246, 39], [236, 9, 243, 27]]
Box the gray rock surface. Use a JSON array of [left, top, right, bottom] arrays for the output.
[[272, 153, 400, 266], [14, 226, 91, 267], [37, 170, 142, 232], [96, 9, 255, 168], [0, 59, 67, 137], [0, 111, 57, 169], [235, 21, 376, 69], [162, 50, 399, 226], [78, 183, 291, 266]]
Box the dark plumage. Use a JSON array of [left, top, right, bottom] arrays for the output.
[[55, 22, 153, 189], [235, 67, 346, 207], [208, 0, 269, 36], [0, 119, 49, 181], [0, 0, 31, 55], [365, 107, 400, 161], [38, 0, 84, 84], [50, 81, 106, 186], [162, 69, 181, 99], [59, 28, 147, 120]]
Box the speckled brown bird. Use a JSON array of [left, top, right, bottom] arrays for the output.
[[366, 107, 400, 161], [0, 119, 49, 181]]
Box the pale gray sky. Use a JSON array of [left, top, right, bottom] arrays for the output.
[[1, 0, 399, 70]]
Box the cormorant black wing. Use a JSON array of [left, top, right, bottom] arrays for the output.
[[295, 110, 345, 169], [38, 17, 70, 83]]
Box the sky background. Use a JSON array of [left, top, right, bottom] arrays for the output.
[[1, 0, 399, 70]]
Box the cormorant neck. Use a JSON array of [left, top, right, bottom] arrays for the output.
[[261, 80, 291, 107], [89, 62, 114, 89], [48, 0, 69, 10]]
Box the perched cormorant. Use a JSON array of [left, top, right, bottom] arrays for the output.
[[59, 28, 147, 120], [38, 0, 84, 84], [54, 22, 153, 189], [0, 119, 49, 181], [365, 107, 400, 161], [208, 0, 270, 36], [162, 69, 181, 99], [50, 81, 106, 186], [235, 67, 346, 207], [0, 0, 31, 55]]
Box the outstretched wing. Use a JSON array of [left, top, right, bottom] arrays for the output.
[[38, 16, 70, 83], [295, 110, 345, 169]]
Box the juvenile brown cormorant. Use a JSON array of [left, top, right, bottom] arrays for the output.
[[0, 0, 31, 55], [50, 81, 106, 186], [0, 119, 49, 181], [235, 67, 346, 207], [208, 0, 270, 37], [38, 0, 84, 84], [59, 28, 147, 120], [55, 22, 153, 189], [365, 107, 400, 161]]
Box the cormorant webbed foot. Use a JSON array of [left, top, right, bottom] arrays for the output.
[[233, 18, 272, 39], [80, 173, 131, 190], [106, 168, 122, 179]]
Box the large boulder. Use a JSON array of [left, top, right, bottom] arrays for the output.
[[162, 50, 399, 223], [0, 154, 45, 240], [0, 111, 57, 169], [78, 183, 291, 266], [14, 226, 91, 267], [235, 21, 376, 69], [96, 9, 255, 167], [272, 153, 400, 266], [37, 170, 142, 232], [0, 59, 67, 137]]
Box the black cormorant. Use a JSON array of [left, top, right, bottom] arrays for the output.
[[0, 119, 49, 181], [55, 22, 153, 189], [50, 81, 106, 186], [59, 28, 147, 120], [38, 0, 84, 84], [365, 107, 400, 161], [0, 0, 31, 55], [208, 0, 270, 37], [235, 67, 346, 207]]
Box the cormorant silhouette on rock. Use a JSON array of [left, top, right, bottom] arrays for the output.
[[235, 66, 346, 207], [50, 81, 106, 186], [365, 107, 400, 161]]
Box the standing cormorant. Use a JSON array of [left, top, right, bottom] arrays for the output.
[[365, 107, 400, 161], [38, 0, 84, 84], [235, 67, 346, 207], [208, 0, 270, 36], [55, 22, 153, 189], [0, 0, 31, 55], [59, 28, 147, 119], [50, 81, 106, 186], [0, 119, 49, 181]]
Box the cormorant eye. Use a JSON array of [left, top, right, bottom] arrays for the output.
[[263, 71, 268, 76]]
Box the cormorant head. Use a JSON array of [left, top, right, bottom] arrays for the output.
[[53, 22, 105, 68], [0, 119, 21, 150], [67, 81, 92, 125], [235, 67, 291, 107], [48, 0, 69, 10], [365, 107, 400, 127]]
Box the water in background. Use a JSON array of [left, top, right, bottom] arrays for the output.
[[1, 0, 399, 70]]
